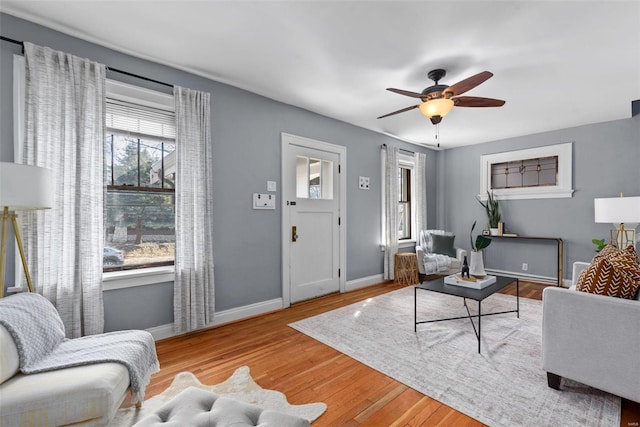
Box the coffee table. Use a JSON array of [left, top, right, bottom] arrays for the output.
[[414, 275, 519, 353]]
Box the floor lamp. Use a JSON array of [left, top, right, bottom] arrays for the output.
[[594, 194, 640, 250], [0, 162, 53, 298]]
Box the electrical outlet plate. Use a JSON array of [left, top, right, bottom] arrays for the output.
[[253, 193, 276, 210], [359, 176, 370, 190]]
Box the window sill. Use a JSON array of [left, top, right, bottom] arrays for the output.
[[398, 239, 416, 249], [103, 266, 174, 291]]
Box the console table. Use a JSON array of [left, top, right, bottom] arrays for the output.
[[490, 235, 563, 286]]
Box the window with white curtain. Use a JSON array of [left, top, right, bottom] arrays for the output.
[[104, 80, 176, 272], [398, 153, 416, 242]]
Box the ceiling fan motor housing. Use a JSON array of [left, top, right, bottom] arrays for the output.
[[421, 84, 449, 100]]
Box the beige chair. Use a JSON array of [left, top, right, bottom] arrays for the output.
[[415, 230, 467, 280]]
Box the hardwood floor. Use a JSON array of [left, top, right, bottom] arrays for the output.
[[148, 280, 639, 426]]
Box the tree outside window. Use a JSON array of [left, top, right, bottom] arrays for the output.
[[104, 134, 175, 271], [398, 166, 411, 239]]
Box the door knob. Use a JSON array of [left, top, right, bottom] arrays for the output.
[[292, 226, 298, 242]]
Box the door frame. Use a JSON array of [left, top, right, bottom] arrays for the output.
[[281, 132, 347, 308]]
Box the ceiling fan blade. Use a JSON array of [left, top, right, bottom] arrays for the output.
[[377, 104, 419, 119], [453, 96, 505, 107], [443, 71, 493, 97], [386, 88, 426, 99]]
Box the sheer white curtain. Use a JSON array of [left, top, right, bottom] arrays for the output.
[[382, 145, 399, 280], [414, 152, 427, 233], [22, 42, 106, 337], [173, 86, 215, 333]]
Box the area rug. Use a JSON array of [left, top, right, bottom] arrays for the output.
[[290, 287, 620, 427], [109, 366, 327, 426]]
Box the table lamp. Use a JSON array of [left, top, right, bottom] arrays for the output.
[[594, 194, 640, 249], [0, 162, 53, 298]]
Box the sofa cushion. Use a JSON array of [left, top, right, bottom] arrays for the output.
[[431, 234, 456, 258], [0, 362, 130, 426], [0, 324, 19, 384], [576, 245, 640, 299]]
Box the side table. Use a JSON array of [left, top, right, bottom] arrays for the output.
[[394, 252, 419, 286]]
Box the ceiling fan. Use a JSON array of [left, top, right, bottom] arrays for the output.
[[378, 69, 505, 125]]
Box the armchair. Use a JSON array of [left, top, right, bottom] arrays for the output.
[[542, 262, 640, 403], [415, 230, 466, 280]]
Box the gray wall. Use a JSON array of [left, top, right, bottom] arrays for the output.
[[0, 13, 437, 330], [438, 114, 640, 281]]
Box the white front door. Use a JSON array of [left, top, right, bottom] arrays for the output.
[[282, 134, 345, 304]]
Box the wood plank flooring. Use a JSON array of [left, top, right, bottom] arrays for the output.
[[147, 281, 639, 426]]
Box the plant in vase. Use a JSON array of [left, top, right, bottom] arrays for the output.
[[469, 220, 492, 278], [477, 191, 501, 235], [592, 238, 606, 252]]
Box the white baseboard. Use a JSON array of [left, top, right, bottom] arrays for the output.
[[213, 298, 284, 326], [346, 274, 385, 292], [147, 298, 284, 341], [484, 268, 569, 287], [148, 274, 391, 341], [146, 323, 175, 341]]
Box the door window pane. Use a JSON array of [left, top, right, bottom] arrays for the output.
[[296, 155, 334, 200]]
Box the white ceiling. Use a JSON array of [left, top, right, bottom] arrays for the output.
[[2, 1, 639, 148]]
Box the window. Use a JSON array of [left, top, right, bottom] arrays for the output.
[[479, 142, 574, 200], [398, 166, 411, 239], [296, 156, 334, 200], [104, 81, 176, 272]]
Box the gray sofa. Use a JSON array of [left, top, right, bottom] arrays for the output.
[[542, 262, 640, 403]]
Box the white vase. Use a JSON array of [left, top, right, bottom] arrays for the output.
[[490, 228, 499, 236], [469, 250, 486, 278]]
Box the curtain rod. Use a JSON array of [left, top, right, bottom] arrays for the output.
[[381, 144, 415, 154], [1, 35, 174, 88]]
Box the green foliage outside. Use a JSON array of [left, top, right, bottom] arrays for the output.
[[106, 136, 175, 245]]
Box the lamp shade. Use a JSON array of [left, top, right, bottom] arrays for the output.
[[594, 196, 640, 223], [418, 98, 454, 118], [0, 162, 54, 210]]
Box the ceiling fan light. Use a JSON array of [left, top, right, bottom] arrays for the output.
[[419, 98, 454, 118]]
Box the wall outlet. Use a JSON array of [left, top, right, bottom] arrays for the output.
[[359, 176, 370, 190], [522, 263, 528, 271], [253, 193, 276, 210]]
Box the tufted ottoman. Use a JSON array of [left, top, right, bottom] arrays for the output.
[[133, 386, 311, 427]]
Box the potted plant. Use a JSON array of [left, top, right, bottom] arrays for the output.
[[477, 191, 501, 235], [592, 238, 606, 252], [469, 220, 492, 278]]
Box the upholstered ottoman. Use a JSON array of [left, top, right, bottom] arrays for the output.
[[133, 387, 310, 427]]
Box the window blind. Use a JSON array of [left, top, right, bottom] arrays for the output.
[[106, 99, 175, 142]]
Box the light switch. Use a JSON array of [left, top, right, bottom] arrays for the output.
[[253, 193, 276, 210], [267, 181, 277, 192]]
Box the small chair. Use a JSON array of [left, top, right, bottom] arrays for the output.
[[415, 230, 467, 280]]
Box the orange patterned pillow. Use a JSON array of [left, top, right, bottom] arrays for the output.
[[576, 245, 640, 299]]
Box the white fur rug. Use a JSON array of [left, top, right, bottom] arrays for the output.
[[109, 366, 327, 426], [290, 287, 620, 427]]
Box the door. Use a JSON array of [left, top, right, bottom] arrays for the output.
[[282, 134, 345, 304]]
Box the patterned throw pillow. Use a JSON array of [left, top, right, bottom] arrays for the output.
[[576, 245, 640, 299]]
